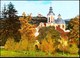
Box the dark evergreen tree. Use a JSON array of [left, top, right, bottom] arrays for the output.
[[0, 2, 21, 46], [5, 2, 21, 42], [7, 2, 17, 18], [2, 4, 7, 18]]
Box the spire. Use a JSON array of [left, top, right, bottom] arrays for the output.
[[58, 14, 61, 16], [47, 2, 55, 16], [58, 14, 61, 19], [50, 2, 52, 7]]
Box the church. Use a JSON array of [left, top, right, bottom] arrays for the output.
[[37, 6, 69, 32], [34, 6, 70, 37]]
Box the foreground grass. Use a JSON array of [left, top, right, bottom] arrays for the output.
[[0, 48, 79, 57]]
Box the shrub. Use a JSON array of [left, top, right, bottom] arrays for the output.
[[18, 39, 28, 50], [4, 37, 15, 50], [39, 38, 55, 53], [68, 44, 79, 54], [58, 38, 69, 52], [14, 42, 20, 51]]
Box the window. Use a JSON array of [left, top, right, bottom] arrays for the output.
[[58, 25, 60, 27], [49, 17, 50, 22], [51, 16, 53, 20], [62, 25, 64, 28]]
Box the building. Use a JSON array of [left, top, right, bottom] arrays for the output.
[[38, 6, 69, 32], [34, 6, 70, 37]]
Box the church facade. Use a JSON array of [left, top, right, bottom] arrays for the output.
[[38, 6, 69, 32]]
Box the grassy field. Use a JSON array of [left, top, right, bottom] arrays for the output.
[[0, 48, 79, 57]]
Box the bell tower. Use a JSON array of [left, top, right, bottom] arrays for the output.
[[47, 6, 55, 23]]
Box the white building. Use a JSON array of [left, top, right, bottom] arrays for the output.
[[38, 6, 68, 32], [34, 6, 70, 37]]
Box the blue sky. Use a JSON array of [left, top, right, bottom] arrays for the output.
[[1, 1, 79, 19]]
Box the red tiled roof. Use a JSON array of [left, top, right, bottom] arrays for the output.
[[56, 26, 69, 39]]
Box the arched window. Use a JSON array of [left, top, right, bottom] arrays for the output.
[[62, 25, 64, 28], [51, 16, 53, 20], [49, 17, 50, 22], [51, 16, 53, 23], [58, 25, 60, 27]]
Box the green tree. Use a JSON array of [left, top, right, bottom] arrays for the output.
[[2, 4, 7, 18], [37, 26, 61, 41], [37, 26, 61, 53], [7, 2, 17, 18], [0, 2, 21, 46]]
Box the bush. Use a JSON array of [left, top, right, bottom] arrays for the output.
[[18, 39, 28, 50], [4, 37, 15, 50], [14, 35, 35, 51], [68, 44, 79, 54], [39, 38, 56, 53], [58, 38, 69, 52]]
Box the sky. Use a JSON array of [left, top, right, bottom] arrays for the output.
[[1, 0, 79, 19]]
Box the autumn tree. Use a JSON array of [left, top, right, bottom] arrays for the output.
[[67, 16, 79, 45], [19, 12, 35, 41], [18, 12, 36, 51], [37, 26, 61, 53], [4, 37, 15, 50], [37, 26, 61, 41], [39, 35, 56, 53]]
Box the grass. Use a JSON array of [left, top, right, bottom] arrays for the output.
[[0, 48, 53, 57], [0, 48, 79, 57]]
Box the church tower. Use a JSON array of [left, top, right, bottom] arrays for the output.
[[47, 6, 55, 23], [58, 14, 61, 19]]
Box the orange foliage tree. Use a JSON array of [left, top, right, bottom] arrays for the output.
[[17, 12, 36, 51], [67, 16, 79, 46], [19, 12, 35, 41], [4, 37, 15, 50]]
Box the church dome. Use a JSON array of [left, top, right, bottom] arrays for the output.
[[56, 18, 65, 24]]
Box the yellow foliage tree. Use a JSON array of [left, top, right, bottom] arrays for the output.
[[14, 42, 20, 51], [19, 38, 28, 50], [39, 37, 55, 53], [4, 37, 15, 50], [58, 38, 69, 52], [17, 12, 36, 50], [19, 12, 36, 41]]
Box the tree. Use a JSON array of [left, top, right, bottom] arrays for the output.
[[2, 2, 17, 19], [19, 12, 36, 41], [67, 16, 79, 45], [4, 12, 36, 50], [39, 36, 56, 53], [7, 2, 17, 18], [17, 12, 36, 51], [37, 26, 61, 53], [5, 2, 20, 42], [4, 37, 15, 50], [37, 26, 61, 41], [0, 2, 21, 46], [2, 4, 7, 18]]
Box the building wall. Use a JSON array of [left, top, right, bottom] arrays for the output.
[[47, 15, 54, 23]]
